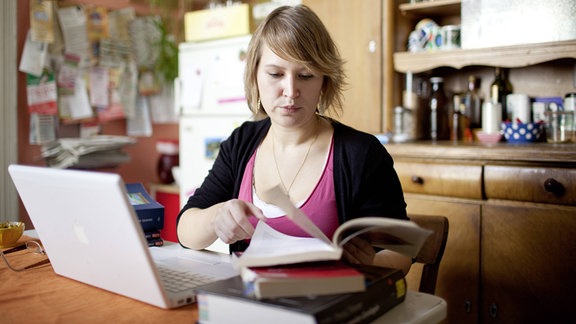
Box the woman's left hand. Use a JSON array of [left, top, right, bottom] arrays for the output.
[[341, 237, 375, 265]]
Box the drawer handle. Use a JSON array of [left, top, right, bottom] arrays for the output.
[[411, 176, 424, 185], [464, 299, 472, 313], [489, 303, 498, 319], [544, 178, 565, 196]]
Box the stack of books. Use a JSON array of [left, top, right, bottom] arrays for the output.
[[193, 188, 433, 323], [196, 264, 406, 323], [125, 183, 165, 247]]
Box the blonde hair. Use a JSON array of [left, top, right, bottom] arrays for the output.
[[244, 5, 346, 119]]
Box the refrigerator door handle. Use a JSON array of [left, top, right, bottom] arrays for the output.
[[174, 77, 182, 117]]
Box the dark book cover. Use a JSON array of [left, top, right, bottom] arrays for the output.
[[125, 183, 164, 232], [195, 264, 406, 324], [147, 237, 164, 247], [144, 229, 162, 240]]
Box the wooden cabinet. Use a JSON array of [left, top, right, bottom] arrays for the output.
[[387, 142, 576, 323], [404, 194, 481, 323], [481, 202, 576, 323], [303, 0, 384, 133], [386, 0, 576, 132]]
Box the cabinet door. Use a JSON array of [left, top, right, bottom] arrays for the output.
[[302, 0, 383, 133], [405, 194, 481, 324], [482, 203, 576, 323]]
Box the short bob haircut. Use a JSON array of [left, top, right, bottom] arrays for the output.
[[244, 5, 346, 119]]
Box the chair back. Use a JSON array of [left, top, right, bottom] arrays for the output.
[[409, 214, 449, 294]]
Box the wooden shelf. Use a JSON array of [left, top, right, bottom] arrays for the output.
[[399, 0, 461, 17], [385, 141, 576, 166], [394, 39, 576, 73]]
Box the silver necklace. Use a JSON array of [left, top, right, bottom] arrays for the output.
[[272, 122, 319, 197]]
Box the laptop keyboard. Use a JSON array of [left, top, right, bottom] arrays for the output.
[[157, 266, 217, 293]]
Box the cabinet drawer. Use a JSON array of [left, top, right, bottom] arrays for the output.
[[394, 162, 483, 199], [484, 165, 576, 205]]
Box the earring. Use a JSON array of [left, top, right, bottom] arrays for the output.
[[257, 98, 262, 111]]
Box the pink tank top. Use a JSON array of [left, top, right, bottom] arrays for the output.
[[238, 139, 339, 239]]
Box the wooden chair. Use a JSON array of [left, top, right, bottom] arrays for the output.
[[408, 214, 449, 294]]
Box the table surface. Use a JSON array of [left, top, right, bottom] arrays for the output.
[[0, 233, 446, 324]]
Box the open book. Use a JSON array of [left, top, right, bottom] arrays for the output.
[[233, 186, 432, 269]]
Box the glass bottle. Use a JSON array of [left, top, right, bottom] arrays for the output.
[[463, 75, 482, 129], [490, 67, 512, 122], [429, 77, 450, 141], [416, 77, 430, 140], [451, 94, 462, 142]]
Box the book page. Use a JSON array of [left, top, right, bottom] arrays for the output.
[[333, 217, 432, 258], [233, 221, 342, 269]]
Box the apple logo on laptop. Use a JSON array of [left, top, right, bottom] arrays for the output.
[[73, 222, 90, 245]]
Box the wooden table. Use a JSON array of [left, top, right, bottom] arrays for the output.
[[1, 235, 446, 324], [0, 236, 197, 323]]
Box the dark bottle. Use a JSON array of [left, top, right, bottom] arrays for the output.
[[416, 77, 430, 140], [450, 94, 473, 143], [463, 75, 482, 129], [490, 67, 512, 122], [429, 77, 450, 141]]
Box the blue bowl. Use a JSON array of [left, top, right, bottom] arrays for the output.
[[502, 122, 544, 143]]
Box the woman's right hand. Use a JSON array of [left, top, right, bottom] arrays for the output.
[[211, 199, 266, 244]]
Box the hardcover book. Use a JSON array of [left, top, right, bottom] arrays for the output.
[[195, 264, 406, 324], [146, 237, 164, 247], [241, 260, 365, 299], [233, 185, 432, 269], [144, 229, 162, 240], [125, 183, 164, 232]]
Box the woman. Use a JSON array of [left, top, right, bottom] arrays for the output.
[[177, 5, 411, 274]]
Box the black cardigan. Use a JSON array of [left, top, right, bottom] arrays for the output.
[[177, 117, 407, 251]]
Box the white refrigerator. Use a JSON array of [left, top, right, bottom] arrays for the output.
[[176, 35, 253, 253]]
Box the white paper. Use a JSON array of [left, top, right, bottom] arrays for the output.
[[59, 77, 94, 120], [29, 114, 57, 145], [179, 63, 204, 109], [19, 30, 48, 76], [127, 95, 152, 137], [89, 66, 109, 108], [149, 84, 177, 124], [234, 221, 340, 269], [118, 61, 138, 119], [129, 16, 160, 68], [57, 6, 90, 67]]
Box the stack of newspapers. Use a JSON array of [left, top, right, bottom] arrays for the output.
[[41, 135, 136, 169]]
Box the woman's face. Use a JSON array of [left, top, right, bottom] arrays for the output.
[[256, 43, 324, 128]]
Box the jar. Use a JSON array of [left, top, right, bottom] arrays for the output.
[[156, 139, 179, 184]]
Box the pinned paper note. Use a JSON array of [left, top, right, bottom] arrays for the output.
[[19, 31, 48, 77]]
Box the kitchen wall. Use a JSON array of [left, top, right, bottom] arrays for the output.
[[15, 0, 179, 227]]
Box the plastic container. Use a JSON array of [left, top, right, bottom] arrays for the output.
[[502, 122, 544, 143], [156, 140, 179, 184]]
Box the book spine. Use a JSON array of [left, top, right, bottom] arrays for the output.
[[147, 237, 164, 247], [144, 229, 162, 240], [315, 274, 406, 323]]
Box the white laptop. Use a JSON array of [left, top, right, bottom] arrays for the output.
[[8, 164, 238, 309]]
